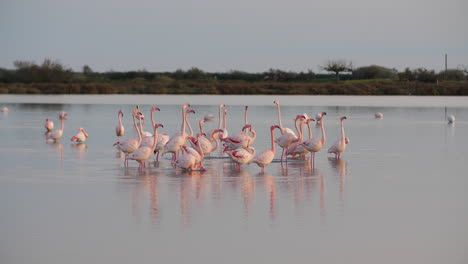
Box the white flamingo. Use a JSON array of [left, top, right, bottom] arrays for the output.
[[70, 128, 89, 143], [175, 133, 205, 171], [315, 112, 323, 125], [113, 108, 143, 167], [328, 116, 348, 159], [288, 119, 315, 159], [222, 124, 257, 152], [274, 114, 304, 162], [220, 108, 229, 139], [375, 112, 383, 119], [226, 142, 256, 170], [206, 104, 225, 142], [274, 100, 297, 137], [301, 112, 327, 166], [447, 114, 455, 124], [45, 118, 54, 132], [115, 110, 125, 139], [250, 125, 280, 173], [46, 112, 68, 142], [198, 120, 223, 155], [141, 107, 160, 148], [161, 104, 190, 161], [129, 123, 163, 170]]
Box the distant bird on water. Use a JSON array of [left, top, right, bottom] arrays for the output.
[[374, 112, 383, 119], [447, 114, 455, 124]]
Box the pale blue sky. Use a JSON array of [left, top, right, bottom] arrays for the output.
[[1, 0, 467, 73]]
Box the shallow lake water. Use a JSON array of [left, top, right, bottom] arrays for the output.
[[1, 95, 467, 264]]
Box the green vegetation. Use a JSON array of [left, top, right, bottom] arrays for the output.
[[0, 59, 467, 95]]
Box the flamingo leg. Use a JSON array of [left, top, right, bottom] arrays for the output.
[[155, 152, 160, 161]]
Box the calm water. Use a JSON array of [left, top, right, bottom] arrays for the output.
[[1, 95, 467, 264]]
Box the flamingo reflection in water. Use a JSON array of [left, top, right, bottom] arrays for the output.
[[328, 157, 348, 205]]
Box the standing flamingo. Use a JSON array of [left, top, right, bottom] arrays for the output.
[[141, 107, 161, 148], [115, 110, 125, 139], [328, 116, 348, 159], [47, 112, 68, 142], [113, 108, 143, 167], [129, 123, 163, 170], [274, 100, 297, 137], [198, 120, 223, 155], [250, 125, 280, 173], [71, 128, 89, 143], [274, 114, 304, 162], [301, 112, 327, 166], [161, 104, 190, 161], [226, 142, 256, 170], [175, 133, 205, 171], [45, 119, 54, 132], [222, 124, 257, 152], [206, 104, 225, 142], [288, 118, 315, 159]]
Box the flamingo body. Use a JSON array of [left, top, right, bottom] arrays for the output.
[[71, 128, 89, 143]]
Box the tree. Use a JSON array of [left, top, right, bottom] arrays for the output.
[[321, 59, 353, 83], [83, 65, 93, 75], [352, 65, 397, 79]]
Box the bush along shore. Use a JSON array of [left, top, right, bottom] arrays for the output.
[[1, 59, 467, 95]]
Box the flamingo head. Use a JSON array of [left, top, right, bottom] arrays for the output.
[[59, 112, 68, 119], [341, 116, 347, 121], [242, 124, 252, 131], [213, 128, 224, 136], [186, 109, 195, 114], [112, 141, 120, 146], [273, 100, 279, 105], [271, 125, 280, 131], [197, 132, 206, 138], [155, 123, 164, 129], [183, 104, 190, 109], [151, 107, 160, 112], [321, 112, 327, 116], [295, 114, 306, 120], [137, 112, 144, 120], [220, 104, 225, 108], [118, 110, 124, 116], [306, 118, 315, 123]]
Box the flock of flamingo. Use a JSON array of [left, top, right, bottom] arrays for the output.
[[41, 101, 352, 172]]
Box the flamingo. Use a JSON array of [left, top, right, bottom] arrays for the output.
[[250, 125, 280, 173], [220, 108, 229, 139], [447, 114, 455, 124], [222, 124, 257, 152], [274, 114, 304, 162], [301, 112, 327, 166], [185, 133, 207, 169], [206, 104, 225, 142], [71, 128, 89, 143], [198, 120, 223, 155], [274, 100, 297, 137], [226, 142, 256, 170], [46, 112, 68, 142], [175, 133, 205, 171], [288, 118, 315, 159], [141, 107, 161, 148], [129, 123, 163, 170], [115, 110, 125, 139], [161, 104, 190, 161], [113, 108, 143, 167], [375, 112, 383, 119], [315, 112, 323, 125], [185, 109, 196, 137], [45, 118, 54, 132], [1, 107, 8, 112], [328, 116, 348, 159]]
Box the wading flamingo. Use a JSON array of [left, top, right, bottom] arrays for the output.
[[198, 120, 223, 155], [129, 123, 163, 170], [274, 100, 297, 138], [374, 112, 383, 119], [45, 118, 54, 132], [175, 133, 205, 171], [47, 112, 68, 142], [250, 125, 280, 173], [447, 114, 455, 124], [161, 104, 190, 161], [328, 116, 348, 159], [301, 112, 327, 166], [274, 114, 304, 162], [115, 110, 125, 139], [206, 104, 225, 142], [226, 142, 256, 170], [288, 118, 315, 159], [222, 124, 256, 152], [71, 128, 89, 143], [141, 107, 160, 148], [113, 108, 143, 167]]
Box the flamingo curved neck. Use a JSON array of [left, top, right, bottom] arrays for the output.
[[270, 128, 276, 153], [150, 109, 155, 129], [199, 120, 204, 134], [185, 111, 193, 137], [118, 112, 123, 127], [133, 111, 142, 144], [244, 106, 249, 129], [217, 105, 223, 129], [276, 103, 284, 131], [340, 119, 345, 142], [321, 119, 326, 144], [181, 106, 187, 135], [223, 110, 227, 131], [60, 117, 65, 131], [307, 122, 312, 140]]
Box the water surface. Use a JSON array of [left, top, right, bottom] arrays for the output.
[[1, 95, 467, 264]]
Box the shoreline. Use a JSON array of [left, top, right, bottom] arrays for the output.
[[1, 94, 468, 107]]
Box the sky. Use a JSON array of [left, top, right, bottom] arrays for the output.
[[1, 0, 467, 73]]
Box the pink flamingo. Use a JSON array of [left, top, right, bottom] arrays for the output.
[[274, 114, 304, 162], [47, 112, 68, 142], [288, 118, 315, 159], [328, 116, 348, 159], [274, 100, 297, 138], [222, 124, 256, 152], [226, 142, 256, 170], [206, 104, 225, 142], [198, 120, 223, 155], [71, 128, 89, 143], [115, 110, 125, 139], [141, 107, 161, 148], [175, 133, 205, 171], [250, 125, 280, 173], [220, 108, 229, 139], [113, 108, 143, 167], [162, 104, 190, 161], [301, 112, 327, 166], [45, 118, 54, 132], [129, 123, 163, 170]]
